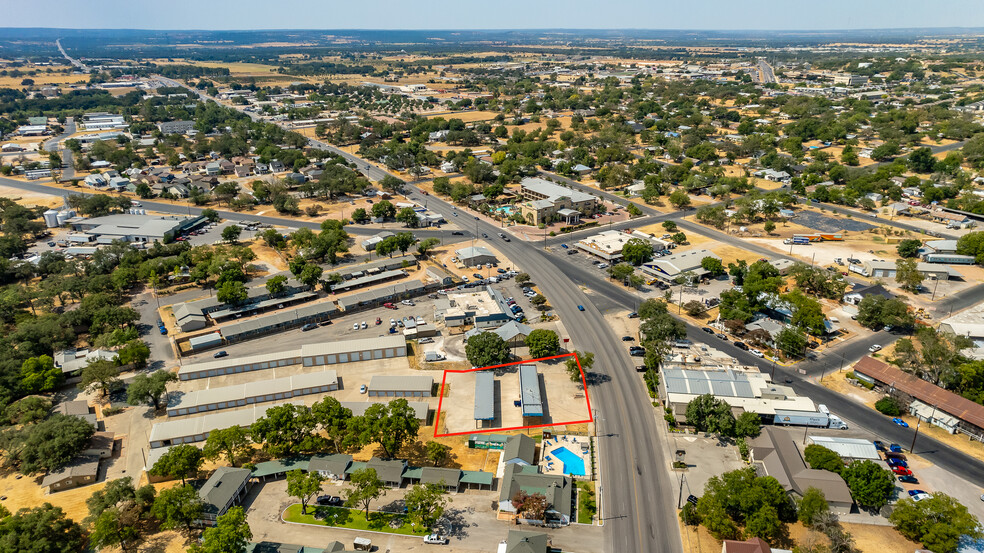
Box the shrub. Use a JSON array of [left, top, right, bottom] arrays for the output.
[[875, 396, 903, 416]]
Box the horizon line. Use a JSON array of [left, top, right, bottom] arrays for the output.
[[4, 26, 984, 33]]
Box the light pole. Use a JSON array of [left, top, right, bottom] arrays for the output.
[[910, 403, 936, 454]]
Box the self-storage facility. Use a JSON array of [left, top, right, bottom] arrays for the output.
[[166, 370, 338, 417]]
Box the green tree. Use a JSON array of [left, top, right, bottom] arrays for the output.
[[803, 444, 844, 474], [19, 355, 62, 394], [875, 395, 903, 416], [700, 256, 725, 277], [895, 258, 924, 292], [404, 483, 449, 531], [265, 275, 288, 296], [345, 468, 386, 520], [249, 404, 317, 457], [734, 412, 762, 438], [621, 238, 654, 265], [890, 493, 983, 553], [396, 207, 419, 228], [311, 397, 355, 454], [745, 505, 786, 544], [565, 350, 594, 382], [465, 331, 511, 368], [358, 399, 420, 458], [683, 300, 707, 317], [351, 207, 369, 223], [297, 263, 323, 289], [424, 441, 452, 467], [201, 208, 220, 222], [763, 220, 776, 234], [286, 469, 324, 515], [202, 426, 253, 467], [221, 225, 242, 243], [671, 232, 687, 244], [416, 237, 440, 258], [908, 147, 937, 173], [897, 239, 922, 259], [216, 280, 248, 306], [148, 444, 204, 485], [776, 327, 808, 358], [190, 506, 252, 553], [381, 175, 405, 193], [841, 459, 894, 510], [525, 328, 560, 358], [115, 340, 151, 369], [89, 505, 140, 553], [686, 394, 736, 436], [126, 370, 178, 411], [3, 397, 50, 425], [371, 200, 396, 219], [0, 503, 85, 553], [151, 484, 203, 533], [78, 359, 120, 397], [668, 189, 691, 209], [797, 487, 829, 527], [695, 467, 795, 540]]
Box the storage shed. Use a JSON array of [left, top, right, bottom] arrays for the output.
[[367, 375, 433, 398]]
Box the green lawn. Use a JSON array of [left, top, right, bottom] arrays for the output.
[[283, 503, 430, 536], [577, 482, 597, 524]]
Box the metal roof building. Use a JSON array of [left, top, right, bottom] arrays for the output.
[[340, 401, 430, 421], [335, 280, 438, 312], [149, 400, 302, 448], [367, 375, 433, 397], [806, 436, 879, 460], [519, 365, 543, 418], [474, 371, 495, 422], [166, 370, 338, 416], [178, 335, 406, 381], [198, 466, 252, 525], [218, 301, 340, 343], [661, 368, 816, 417], [330, 269, 406, 292]]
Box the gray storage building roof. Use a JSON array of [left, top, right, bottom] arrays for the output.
[[336, 280, 435, 311], [149, 400, 303, 446], [219, 301, 340, 341], [421, 467, 461, 487], [330, 269, 406, 292], [503, 434, 536, 464], [199, 466, 251, 515], [368, 375, 433, 393], [334, 254, 416, 280], [300, 334, 406, 357], [474, 371, 495, 420], [41, 455, 100, 488], [519, 365, 543, 417], [341, 401, 430, 420], [167, 370, 337, 415], [309, 454, 353, 477], [365, 457, 406, 483]]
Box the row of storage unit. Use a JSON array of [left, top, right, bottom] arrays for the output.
[[166, 370, 338, 417], [178, 335, 407, 381], [149, 400, 303, 448]]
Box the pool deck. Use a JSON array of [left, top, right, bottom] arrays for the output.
[[540, 435, 589, 477]]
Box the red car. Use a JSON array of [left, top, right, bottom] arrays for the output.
[[383, 303, 397, 309], [891, 466, 913, 476]]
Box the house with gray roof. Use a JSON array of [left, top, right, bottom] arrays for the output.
[[455, 246, 498, 267], [502, 434, 536, 466], [498, 464, 572, 525], [502, 531, 551, 553], [197, 466, 253, 525], [364, 457, 407, 487], [69, 214, 204, 243], [309, 454, 352, 481], [41, 455, 100, 492]]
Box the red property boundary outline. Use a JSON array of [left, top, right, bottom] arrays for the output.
[[433, 352, 594, 437]]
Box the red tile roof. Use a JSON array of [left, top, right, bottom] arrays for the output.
[[722, 537, 770, 553], [854, 356, 984, 430]]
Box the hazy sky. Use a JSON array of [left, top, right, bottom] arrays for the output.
[[4, 0, 984, 30]]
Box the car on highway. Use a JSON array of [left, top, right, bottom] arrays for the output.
[[734, 342, 748, 351], [318, 320, 333, 326], [598, 263, 609, 269], [750, 349, 764, 358], [361, 321, 368, 329], [451, 231, 463, 235], [701, 327, 714, 334], [353, 323, 359, 330], [889, 443, 903, 453], [629, 346, 646, 357], [869, 344, 882, 352], [301, 323, 317, 331], [891, 466, 913, 476], [893, 418, 909, 428], [621, 336, 634, 341], [907, 489, 928, 496], [474, 216, 479, 220], [213, 351, 228, 358], [715, 333, 728, 341], [561, 244, 568, 249], [482, 233, 489, 238], [423, 534, 449, 545], [578, 305, 585, 311]]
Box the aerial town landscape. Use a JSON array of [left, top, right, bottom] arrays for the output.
[[6, 3, 984, 553]]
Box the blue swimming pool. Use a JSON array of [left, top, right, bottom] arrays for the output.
[[550, 446, 586, 476]]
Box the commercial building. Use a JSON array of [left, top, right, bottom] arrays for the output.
[[335, 280, 438, 312], [640, 249, 721, 283], [364, 457, 408, 487], [149, 401, 303, 448], [53, 348, 117, 374], [16, 125, 48, 136], [197, 466, 252, 526], [519, 365, 544, 424], [832, 74, 869, 86], [853, 356, 984, 439], [861, 260, 958, 280], [464, 320, 534, 347], [749, 427, 854, 514], [441, 286, 513, 329], [79, 113, 128, 131], [157, 120, 196, 134], [330, 269, 406, 293], [309, 454, 353, 481], [213, 301, 340, 345], [178, 335, 407, 380], [498, 464, 572, 525], [68, 214, 204, 243], [367, 375, 433, 398], [576, 229, 668, 261], [474, 371, 495, 426], [166, 371, 338, 417], [455, 246, 498, 267], [660, 368, 816, 420], [939, 302, 984, 345], [518, 177, 597, 226], [806, 436, 879, 460]]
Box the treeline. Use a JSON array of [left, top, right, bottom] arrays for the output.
[[153, 64, 231, 79]]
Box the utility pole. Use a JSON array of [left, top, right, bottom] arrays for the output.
[[910, 404, 936, 454]]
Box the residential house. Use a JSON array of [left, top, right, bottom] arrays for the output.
[[497, 531, 552, 553], [197, 466, 253, 526], [455, 246, 498, 267], [498, 464, 572, 525], [41, 456, 100, 492], [502, 434, 536, 466], [364, 457, 407, 487]]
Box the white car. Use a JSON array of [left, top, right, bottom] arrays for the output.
[[361, 321, 368, 329], [359, 384, 367, 394], [750, 349, 764, 358], [353, 323, 359, 330], [911, 493, 931, 502], [869, 344, 882, 353], [401, 300, 414, 306]]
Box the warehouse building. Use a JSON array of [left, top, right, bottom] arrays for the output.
[[455, 246, 498, 267], [171, 277, 308, 331], [576, 230, 669, 261], [149, 401, 303, 448], [208, 291, 318, 323], [367, 375, 433, 398], [519, 365, 544, 424], [660, 368, 816, 421], [441, 286, 513, 329], [806, 436, 879, 460], [335, 280, 438, 312], [334, 254, 417, 280], [216, 301, 341, 344], [860, 260, 959, 280], [474, 371, 496, 427], [166, 371, 338, 416], [340, 401, 431, 421], [330, 269, 406, 293], [157, 120, 196, 134], [640, 249, 721, 283], [68, 214, 203, 243], [178, 335, 407, 380]]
